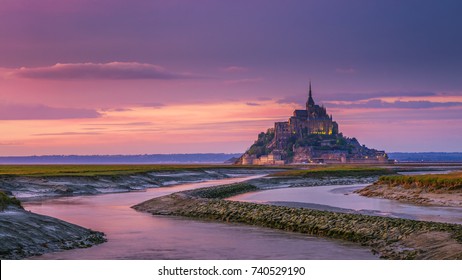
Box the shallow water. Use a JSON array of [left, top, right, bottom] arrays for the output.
[[24, 175, 377, 260], [230, 184, 462, 224]]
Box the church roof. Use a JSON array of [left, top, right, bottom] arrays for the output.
[[293, 110, 308, 119]]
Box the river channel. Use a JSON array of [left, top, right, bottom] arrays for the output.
[[230, 184, 462, 225], [23, 175, 377, 260]]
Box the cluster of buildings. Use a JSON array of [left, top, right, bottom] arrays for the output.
[[237, 83, 388, 165]]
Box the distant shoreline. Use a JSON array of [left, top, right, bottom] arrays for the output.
[[0, 153, 243, 164], [0, 152, 462, 164]]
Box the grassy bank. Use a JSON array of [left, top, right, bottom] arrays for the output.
[[0, 191, 22, 211], [272, 165, 395, 178], [377, 172, 462, 192], [0, 164, 282, 177], [134, 183, 462, 259]]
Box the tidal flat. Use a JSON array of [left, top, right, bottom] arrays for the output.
[[1, 163, 462, 259], [134, 182, 462, 259]]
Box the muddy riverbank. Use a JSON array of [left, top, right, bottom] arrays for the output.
[[357, 183, 462, 207], [0, 169, 274, 201], [0, 201, 105, 259]]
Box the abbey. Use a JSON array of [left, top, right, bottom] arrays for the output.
[[274, 82, 338, 150], [236, 83, 388, 165]]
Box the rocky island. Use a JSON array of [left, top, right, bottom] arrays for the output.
[[236, 83, 389, 165]]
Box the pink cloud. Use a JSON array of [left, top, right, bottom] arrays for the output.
[[33, 131, 102, 136], [10, 62, 197, 80], [137, 102, 165, 108], [0, 103, 101, 120], [0, 141, 23, 146]]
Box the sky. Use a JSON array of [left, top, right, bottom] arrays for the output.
[[1, 0, 461, 155]]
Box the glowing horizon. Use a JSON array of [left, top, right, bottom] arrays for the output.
[[1, 1, 461, 155]]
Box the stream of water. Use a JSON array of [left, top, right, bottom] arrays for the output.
[[24, 175, 377, 260], [230, 184, 462, 224]]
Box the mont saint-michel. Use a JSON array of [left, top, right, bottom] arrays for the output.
[[237, 83, 389, 165]]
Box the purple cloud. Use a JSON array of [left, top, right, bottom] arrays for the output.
[[223, 78, 263, 85], [245, 102, 261, 106], [137, 102, 165, 108], [277, 91, 440, 104], [10, 62, 197, 80], [326, 99, 462, 109], [276, 95, 305, 105], [321, 91, 438, 102], [0, 104, 101, 120], [100, 107, 133, 112], [222, 66, 248, 72]]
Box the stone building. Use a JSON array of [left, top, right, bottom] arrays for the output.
[[274, 82, 338, 149]]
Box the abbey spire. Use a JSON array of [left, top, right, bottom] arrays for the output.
[[307, 81, 315, 107]]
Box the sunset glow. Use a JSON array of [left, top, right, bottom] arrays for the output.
[[1, 0, 461, 155]]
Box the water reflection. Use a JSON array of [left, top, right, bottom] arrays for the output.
[[24, 176, 376, 260], [231, 184, 462, 224]]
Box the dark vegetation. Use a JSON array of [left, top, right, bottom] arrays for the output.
[[0, 164, 281, 177], [0, 191, 22, 211], [0, 153, 243, 164], [247, 129, 275, 157], [377, 172, 462, 192]]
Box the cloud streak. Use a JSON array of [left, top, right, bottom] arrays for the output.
[[0, 141, 23, 146], [322, 91, 438, 102], [276, 91, 441, 105], [33, 131, 103, 136], [0, 104, 101, 120], [10, 62, 197, 80], [327, 99, 462, 109], [221, 66, 248, 73], [245, 102, 261, 106], [223, 78, 263, 85]]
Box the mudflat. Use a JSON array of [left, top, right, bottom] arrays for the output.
[[133, 183, 462, 260], [357, 172, 462, 207]]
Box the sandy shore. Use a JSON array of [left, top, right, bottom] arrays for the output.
[[356, 183, 462, 207]]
